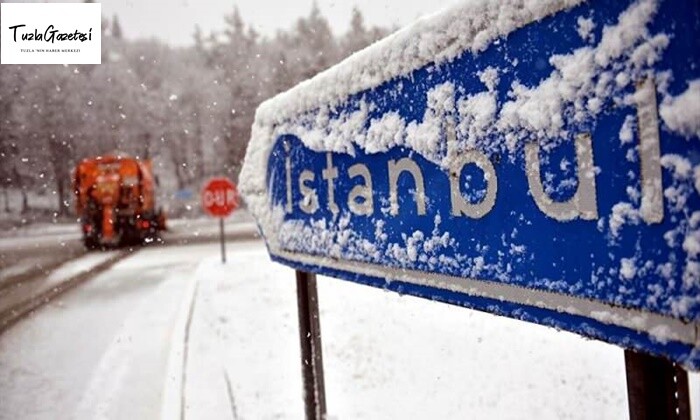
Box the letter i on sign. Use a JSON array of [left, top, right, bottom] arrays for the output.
[[285, 141, 293, 213], [635, 78, 663, 224]]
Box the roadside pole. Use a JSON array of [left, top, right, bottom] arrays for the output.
[[624, 350, 690, 420], [219, 218, 226, 264], [296, 270, 326, 420]]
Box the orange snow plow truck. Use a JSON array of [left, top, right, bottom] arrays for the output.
[[73, 153, 166, 248]]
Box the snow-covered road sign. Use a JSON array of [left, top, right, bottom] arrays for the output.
[[241, 0, 700, 369]]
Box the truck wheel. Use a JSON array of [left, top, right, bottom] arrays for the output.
[[83, 235, 98, 250]]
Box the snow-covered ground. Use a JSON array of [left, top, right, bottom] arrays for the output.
[[0, 251, 119, 314], [0, 241, 697, 419], [0, 210, 253, 241], [0, 210, 256, 254], [186, 245, 700, 420], [0, 243, 219, 419]]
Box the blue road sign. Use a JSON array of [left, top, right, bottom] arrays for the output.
[[174, 188, 194, 200], [240, 0, 700, 369]]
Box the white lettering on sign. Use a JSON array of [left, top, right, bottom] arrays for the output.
[[227, 189, 237, 206], [280, 83, 668, 223], [449, 149, 498, 219], [285, 141, 293, 213], [347, 163, 373, 216], [525, 133, 598, 222], [322, 153, 340, 215], [203, 189, 236, 208], [635, 78, 664, 224], [299, 170, 319, 214], [388, 158, 427, 216]]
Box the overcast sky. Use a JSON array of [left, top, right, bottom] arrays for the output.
[[99, 0, 457, 46]]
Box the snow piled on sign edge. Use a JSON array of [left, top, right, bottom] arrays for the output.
[[240, 0, 583, 248], [254, 0, 583, 128]]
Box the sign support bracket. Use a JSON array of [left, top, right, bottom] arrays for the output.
[[296, 270, 327, 420], [624, 349, 690, 420]]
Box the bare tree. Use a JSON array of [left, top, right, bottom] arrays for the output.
[[1, 4, 388, 221]]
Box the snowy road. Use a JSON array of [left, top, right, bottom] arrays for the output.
[[0, 240, 698, 419], [0, 242, 257, 419], [0, 212, 258, 287]]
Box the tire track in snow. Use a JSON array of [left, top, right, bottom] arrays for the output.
[[224, 369, 240, 420], [73, 259, 200, 420], [180, 279, 200, 420], [0, 248, 88, 296], [0, 249, 136, 335]]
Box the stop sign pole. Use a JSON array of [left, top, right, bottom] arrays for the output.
[[201, 177, 239, 264], [219, 218, 226, 264]]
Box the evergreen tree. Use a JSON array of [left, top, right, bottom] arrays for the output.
[[342, 7, 387, 56], [294, 2, 337, 79], [111, 15, 123, 39]]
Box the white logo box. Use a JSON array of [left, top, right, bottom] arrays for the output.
[[1, 3, 101, 64]]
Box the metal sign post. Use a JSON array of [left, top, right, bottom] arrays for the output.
[[295, 270, 326, 420], [624, 350, 690, 420], [219, 218, 226, 264]]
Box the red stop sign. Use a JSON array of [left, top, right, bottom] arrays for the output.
[[201, 177, 239, 217]]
